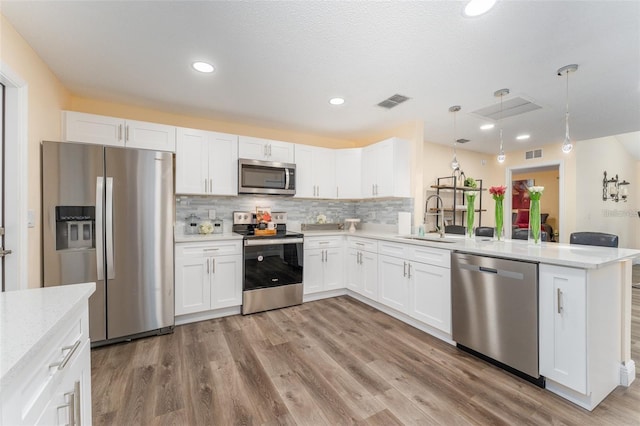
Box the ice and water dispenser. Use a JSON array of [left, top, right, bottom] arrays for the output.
[[55, 206, 96, 250]]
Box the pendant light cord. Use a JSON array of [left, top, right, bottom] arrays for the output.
[[565, 70, 570, 141]]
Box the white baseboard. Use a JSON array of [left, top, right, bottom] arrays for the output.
[[620, 360, 636, 387], [175, 306, 241, 325], [303, 288, 348, 302]]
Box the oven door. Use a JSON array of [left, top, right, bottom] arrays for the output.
[[243, 238, 303, 291]]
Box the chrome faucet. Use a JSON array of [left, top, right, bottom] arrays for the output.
[[425, 194, 445, 238]]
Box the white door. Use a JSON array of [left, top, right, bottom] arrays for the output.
[[0, 82, 4, 290], [378, 255, 409, 313], [361, 251, 378, 301], [294, 144, 315, 198], [346, 248, 362, 293], [303, 249, 324, 294], [409, 262, 451, 333], [210, 255, 242, 309], [176, 127, 209, 194], [175, 251, 211, 315], [208, 132, 238, 195], [324, 247, 344, 291]]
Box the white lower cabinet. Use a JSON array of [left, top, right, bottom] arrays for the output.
[[347, 248, 378, 300], [378, 254, 410, 313], [409, 261, 451, 334], [175, 240, 242, 316], [377, 241, 452, 332], [2, 304, 92, 426], [303, 236, 345, 295], [539, 264, 587, 393], [539, 263, 622, 410]]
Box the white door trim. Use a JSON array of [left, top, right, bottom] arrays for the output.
[[505, 159, 564, 243], [0, 61, 29, 291]]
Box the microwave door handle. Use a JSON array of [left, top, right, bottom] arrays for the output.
[[285, 168, 290, 190], [96, 177, 104, 281]]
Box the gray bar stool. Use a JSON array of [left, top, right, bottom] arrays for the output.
[[569, 232, 618, 248], [445, 225, 466, 235]]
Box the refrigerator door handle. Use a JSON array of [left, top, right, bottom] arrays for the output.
[[96, 177, 105, 281], [106, 177, 115, 279]]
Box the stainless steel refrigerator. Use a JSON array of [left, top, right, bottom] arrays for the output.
[[42, 141, 174, 345]]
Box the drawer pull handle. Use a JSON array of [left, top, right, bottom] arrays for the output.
[[319, 241, 330, 245], [204, 248, 219, 251], [50, 340, 81, 370], [355, 242, 365, 246]]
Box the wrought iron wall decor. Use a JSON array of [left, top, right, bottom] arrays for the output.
[[603, 171, 630, 202]]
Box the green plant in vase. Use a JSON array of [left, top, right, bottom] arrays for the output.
[[527, 186, 545, 244], [466, 191, 478, 237], [464, 177, 478, 238], [489, 185, 507, 240]]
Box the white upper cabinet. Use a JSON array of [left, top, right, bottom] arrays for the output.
[[335, 148, 362, 199], [361, 137, 410, 198], [294, 144, 336, 198], [176, 127, 238, 195], [62, 111, 176, 152], [238, 135, 295, 163]]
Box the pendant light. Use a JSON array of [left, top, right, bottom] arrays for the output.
[[494, 88, 509, 163], [449, 105, 461, 170], [557, 64, 578, 154]]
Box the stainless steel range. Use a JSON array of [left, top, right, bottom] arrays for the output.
[[233, 212, 304, 314]]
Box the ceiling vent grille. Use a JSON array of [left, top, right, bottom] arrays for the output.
[[471, 96, 542, 120], [525, 149, 543, 160], [377, 94, 410, 109]]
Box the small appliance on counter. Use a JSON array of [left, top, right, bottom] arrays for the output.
[[212, 218, 223, 234], [185, 213, 201, 235]]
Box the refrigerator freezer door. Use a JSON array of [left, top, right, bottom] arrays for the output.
[[42, 141, 107, 342], [104, 147, 174, 339]]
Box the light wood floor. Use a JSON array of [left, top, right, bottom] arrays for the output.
[[92, 295, 640, 425]]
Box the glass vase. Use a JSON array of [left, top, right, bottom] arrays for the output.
[[466, 195, 475, 238], [529, 199, 541, 244], [495, 198, 504, 241]]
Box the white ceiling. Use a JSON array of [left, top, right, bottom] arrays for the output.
[[1, 1, 639, 154]]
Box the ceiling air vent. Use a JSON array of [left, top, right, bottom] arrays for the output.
[[377, 94, 410, 109], [525, 149, 543, 160], [471, 96, 542, 120]]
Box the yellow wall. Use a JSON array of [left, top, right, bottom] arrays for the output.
[[422, 141, 503, 230], [1, 14, 71, 288]]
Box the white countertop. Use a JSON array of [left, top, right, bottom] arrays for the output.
[[0, 282, 95, 386], [303, 230, 640, 269]]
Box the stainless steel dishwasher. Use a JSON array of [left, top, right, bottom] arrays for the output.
[[451, 251, 544, 386]]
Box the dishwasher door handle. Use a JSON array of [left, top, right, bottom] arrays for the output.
[[479, 266, 498, 274]]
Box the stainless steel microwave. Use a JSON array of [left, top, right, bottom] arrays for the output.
[[238, 158, 296, 195]]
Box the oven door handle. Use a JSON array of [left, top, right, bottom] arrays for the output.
[[244, 238, 304, 246]]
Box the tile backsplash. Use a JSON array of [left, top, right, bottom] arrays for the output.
[[176, 195, 413, 229]]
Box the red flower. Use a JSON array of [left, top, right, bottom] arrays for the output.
[[489, 185, 507, 196]]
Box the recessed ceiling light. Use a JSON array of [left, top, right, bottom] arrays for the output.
[[463, 0, 497, 17], [480, 123, 495, 130], [329, 97, 345, 105], [516, 134, 531, 140], [192, 61, 214, 73]]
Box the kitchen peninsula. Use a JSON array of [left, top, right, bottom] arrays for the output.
[[303, 229, 639, 411]]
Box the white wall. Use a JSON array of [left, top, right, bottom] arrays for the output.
[[575, 136, 639, 249]]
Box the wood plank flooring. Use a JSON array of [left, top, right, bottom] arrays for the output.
[[92, 295, 640, 425]]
